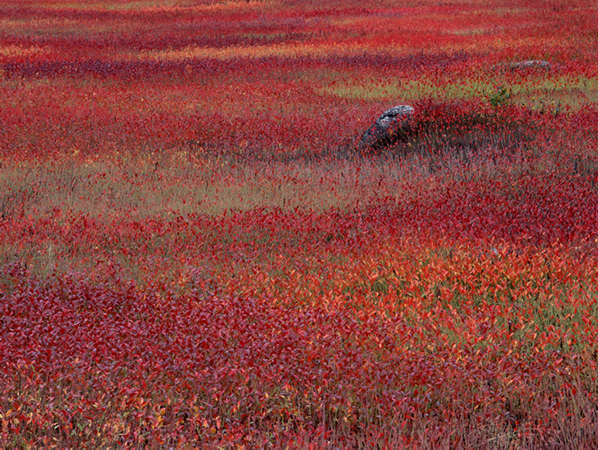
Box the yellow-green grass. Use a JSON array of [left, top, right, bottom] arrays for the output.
[[319, 72, 598, 110], [0, 149, 422, 222]]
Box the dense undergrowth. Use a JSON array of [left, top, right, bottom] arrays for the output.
[[2, 0, 598, 447]]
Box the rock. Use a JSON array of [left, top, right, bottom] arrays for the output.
[[510, 60, 551, 70], [360, 105, 414, 150]]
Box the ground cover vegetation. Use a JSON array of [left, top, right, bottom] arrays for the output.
[[1, 0, 598, 447]]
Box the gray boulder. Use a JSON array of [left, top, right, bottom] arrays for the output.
[[511, 60, 551, 70], [360, 105, 414, 150]]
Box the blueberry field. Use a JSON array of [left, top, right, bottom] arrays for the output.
[[1, 0, 598, 447]]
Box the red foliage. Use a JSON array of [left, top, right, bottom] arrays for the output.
[[1, 0, 598, 446]]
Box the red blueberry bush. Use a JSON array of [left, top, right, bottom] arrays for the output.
[[1, 0, 598, 447]]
